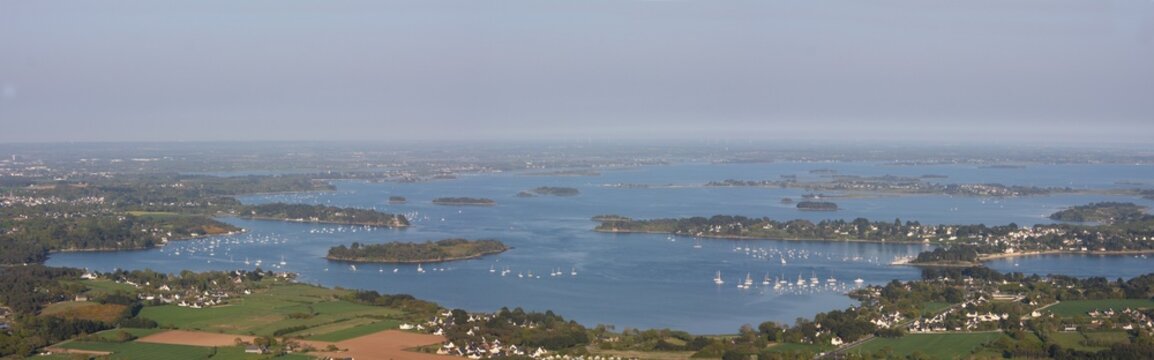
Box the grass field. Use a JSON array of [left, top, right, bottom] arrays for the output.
[[1047, 299, 1154, 318], [765, 342, 831, 354], [1083, 330, 1131, 345], [303, 319, 401, 342], [139, 283, 404, 336], [72, 278, 139, 295], [1047, 331, 1106, 352], [58, 341, 216, 360], [57, 340, 313, 360], [921, 302, 953, 315], [855, 332, 1004, 359]]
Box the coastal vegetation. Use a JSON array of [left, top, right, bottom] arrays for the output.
[[1049, 202, 1149, 224], [432, 197, 496, 206], [528, 186, 580, 196], [796, 201, 838, 211], [326, 239, 509, 263], [596, 204, 1154, 258], [705, 176, 1075, 197], [235, 203, 409, 227]]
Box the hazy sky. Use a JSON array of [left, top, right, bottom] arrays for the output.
[[1, 0, 1152, 143]]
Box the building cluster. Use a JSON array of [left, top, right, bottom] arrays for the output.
[[1085, 308, 1154, 331]]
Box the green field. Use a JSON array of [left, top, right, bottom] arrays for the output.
[[57, 340, 312, 360], [139, 283, 404, 337], [855, 332, 1004, 359], [58, 341, 216, 360], [304, 319, 401, 342], [921, 302, 953, 315], [765, 342, 830, 354], [1046, 299, 1154, 318], [1047, 331, 1106, 352], [71, 278, 139, 296]]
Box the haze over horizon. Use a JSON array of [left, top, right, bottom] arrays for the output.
[[2, 0, 1152, 144]]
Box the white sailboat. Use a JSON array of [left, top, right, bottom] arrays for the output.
[[713, 271, 725, 285]]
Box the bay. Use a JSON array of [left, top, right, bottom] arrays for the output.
[[46, 162, 1154, 334]]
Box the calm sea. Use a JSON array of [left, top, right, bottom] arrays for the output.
[[47, 162, 1154, 333]]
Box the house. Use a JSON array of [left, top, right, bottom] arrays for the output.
[[244, 345, 267, 354]]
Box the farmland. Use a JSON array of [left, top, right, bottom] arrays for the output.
[[1046, 299, 1154, 318], [139, 283, 407, 336], [855, 332, 1005, 359]]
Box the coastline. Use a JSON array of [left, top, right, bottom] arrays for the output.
[[978, 249, 1154, 261], [51, 230, 244, 254], [593, 228, 925, 245], [234, 215, 408, 228], [325, 249, 508, 264]]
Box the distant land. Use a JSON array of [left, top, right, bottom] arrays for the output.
[[326, 239, 509, 263], [432, 197, 496, 206], [518, 186, 579, 197], [236, 203, 410, 227]]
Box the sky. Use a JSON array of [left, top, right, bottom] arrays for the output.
[[1, 0, 1152, 144]]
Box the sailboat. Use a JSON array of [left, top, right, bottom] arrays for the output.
[[762, 273, 771, 285], [417, 263, 425, 273], [489, 264, 496, 273], [279, 256, 287, 266], [570, 267, 577, 276], [744, 273, 754, 288], [713, 271, 725, 285]]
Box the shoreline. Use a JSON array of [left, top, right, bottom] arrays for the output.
[[978, 249, 1154, 261], [594, 228, 925, 245], [234, 215, 408, 228], [325, 249, 508, 264], [50, 230, 243, 254]]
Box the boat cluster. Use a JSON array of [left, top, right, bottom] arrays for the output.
[[489, 264, 578, 279], [307, 224, 379, 234], [158, 233, 293, 269], [732, 245, 884, 265], [713, 270, 865, 295]]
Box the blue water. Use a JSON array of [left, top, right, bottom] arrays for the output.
[[46, 162, 1154, 333]]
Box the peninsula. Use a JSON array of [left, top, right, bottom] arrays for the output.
[[236, 203, 410, 227], [326, 239, 509, 263], [432, 197, 496, 206]]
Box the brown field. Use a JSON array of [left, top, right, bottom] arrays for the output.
[[41, 302, 127, 324], [139, 329, 453, 359], [138, 330, 258, 347], [312, 330, 452, 360]]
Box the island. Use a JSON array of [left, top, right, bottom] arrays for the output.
[[593, 207, 1154, 258], [237, 203, 410, 227], [388, 196, 407, 204], [796, 201, 838, 211], [1049, 202, 1147, 224], [432, 197, 496, 206], [527, 186, 579, 196], [326, 239, 509, 263]]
